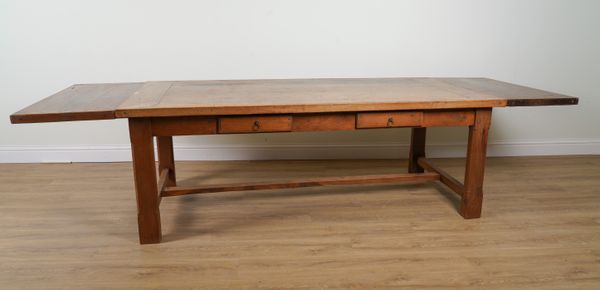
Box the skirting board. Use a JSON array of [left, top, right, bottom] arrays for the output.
[[0, 139, 599, 163]]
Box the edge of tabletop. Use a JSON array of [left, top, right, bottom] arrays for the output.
[[113, 100, 510, 118], [113, 97, 580, 119], [480, 78, 579, 107], [10, 110, 117, 124], [505, 97, 579, 106]]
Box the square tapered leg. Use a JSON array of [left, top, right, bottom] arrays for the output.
[[459, 109, 492, 219], [129, 118, 162, 244]]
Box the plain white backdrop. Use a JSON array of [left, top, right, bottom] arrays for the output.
[[1, 0, 599, 162]]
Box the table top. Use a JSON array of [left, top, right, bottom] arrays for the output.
[[10, 78, 578, 123]]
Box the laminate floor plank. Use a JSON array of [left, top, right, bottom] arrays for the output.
[[1, 156, 599, 289]]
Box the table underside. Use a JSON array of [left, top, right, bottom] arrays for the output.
[[130, 108, 492, 244]]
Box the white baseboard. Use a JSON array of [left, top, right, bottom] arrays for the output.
[[0, 139, 598, 163]]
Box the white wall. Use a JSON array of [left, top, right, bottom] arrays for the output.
[[1, 0, 599, 162]]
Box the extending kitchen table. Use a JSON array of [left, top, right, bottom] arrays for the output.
[[11, 78, 578, 244]]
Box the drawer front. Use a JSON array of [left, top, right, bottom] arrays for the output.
[[218, 115, 292, 133], [356, 111, 422, 129]]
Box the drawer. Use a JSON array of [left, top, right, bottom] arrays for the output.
[[218, 115, 292, 133], [356, 111, 422, 129]]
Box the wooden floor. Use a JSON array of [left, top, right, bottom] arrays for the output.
[[1, 156, 600, 289]]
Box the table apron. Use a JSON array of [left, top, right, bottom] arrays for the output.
[[149, 109, 479, 136]]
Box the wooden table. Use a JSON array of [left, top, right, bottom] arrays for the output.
[[11, 78, 578, 244]]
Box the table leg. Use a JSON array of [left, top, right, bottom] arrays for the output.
[[408, 128, 427, 173], [128, 118, 162, 244], [157, 136, 176, 186], [460, 108, 492, 219]]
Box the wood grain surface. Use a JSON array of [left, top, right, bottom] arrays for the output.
[[1, 157, 599, 289], [10, 82, 143, 123], [10, 78, 577, 123], [115, 78, 576, 117]]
